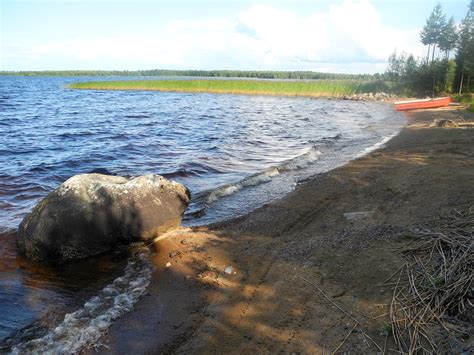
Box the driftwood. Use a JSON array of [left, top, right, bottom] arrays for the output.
[[430, 118, 459, 128]]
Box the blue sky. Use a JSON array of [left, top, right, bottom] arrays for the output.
[[1, 0, 470, 73]]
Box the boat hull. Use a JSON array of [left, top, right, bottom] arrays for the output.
[[394, 97, 452, 111]]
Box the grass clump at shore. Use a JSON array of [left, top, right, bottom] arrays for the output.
[[68, 79, 386, 98], [454, 94, 474, 112]]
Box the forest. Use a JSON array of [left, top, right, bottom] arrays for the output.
[[386, 0, 473, 97], [0, 69, 377, 81]]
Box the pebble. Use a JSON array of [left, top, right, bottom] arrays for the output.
[[165, 261, 172, 268], [224, 266, 236, 275], [330, 288, 346, 298]]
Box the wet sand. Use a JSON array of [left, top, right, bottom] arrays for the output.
[[97, 107, 474, 353]]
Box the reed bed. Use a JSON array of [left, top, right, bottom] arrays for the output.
[[69, 79, 382, 97], [387, 207, 473, 354]]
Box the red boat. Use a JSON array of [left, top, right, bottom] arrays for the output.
[[394, 97, 453, 111]]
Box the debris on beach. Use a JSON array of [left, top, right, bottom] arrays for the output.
[[431, 118, 460, 128], [387, 207, 473, 354], [224, 266, 236, 275]]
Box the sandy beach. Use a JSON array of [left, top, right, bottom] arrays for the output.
[[94, 107, 473, 354]]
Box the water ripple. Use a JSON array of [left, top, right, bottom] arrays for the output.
[[0, 76, 405, 347]]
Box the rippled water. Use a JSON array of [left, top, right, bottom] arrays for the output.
[[0, 76, 404, 350]]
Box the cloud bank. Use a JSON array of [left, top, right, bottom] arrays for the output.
[[2, 0, 424, 73]]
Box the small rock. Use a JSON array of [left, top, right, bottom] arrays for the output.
[[169, 250, 180, 258], [181, 239, 188, 245], [224, 266, 236, 275], [330, 288, 346, 298], [165, 261, 172, 268]]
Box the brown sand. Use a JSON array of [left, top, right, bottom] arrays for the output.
[[97, 107, 473, 354]]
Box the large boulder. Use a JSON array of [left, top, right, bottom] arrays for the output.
[[17, 174, 190, 263]]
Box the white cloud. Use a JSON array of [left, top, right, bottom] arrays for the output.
[[2, 1, 424, 73]]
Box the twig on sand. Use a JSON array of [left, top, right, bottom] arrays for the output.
[[388, 206, 473, 354], [331, 322, 358, 354], [298, 276, 359, 324], [298, 276, 382, 352]]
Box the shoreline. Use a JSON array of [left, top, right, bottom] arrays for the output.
[[96, 107, 473, 353]]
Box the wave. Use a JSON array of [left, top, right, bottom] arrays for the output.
[[356, 133, 398, 158], [206, 167, 280, 204], [124, 114, 150, 119], [278, 147, 322, 172], [11, 249, 153, 354], [162, 162, 226, 179], [203, 147, 322, 205]]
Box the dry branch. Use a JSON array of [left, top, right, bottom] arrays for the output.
[[388, 207, 473, 354]]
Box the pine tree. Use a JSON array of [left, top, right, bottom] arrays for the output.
[[439, 17, 458, 60], [456, 0, 474, 93], [421, 23, 434, 63], [421, 4, 447, 63]]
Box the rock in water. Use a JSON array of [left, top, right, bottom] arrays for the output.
[[17, 174, 190, 263]]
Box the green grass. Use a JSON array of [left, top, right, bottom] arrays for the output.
[[68, 79, 385, 98], [453, 93, 474, 112]]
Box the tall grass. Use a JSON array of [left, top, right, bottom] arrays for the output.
[[69, 79, 385, 98], [453, 93, 474, 112]]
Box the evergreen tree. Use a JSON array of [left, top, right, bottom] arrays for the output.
[[439, 16, 458, 60], [455, 0, 474, 93], [420, 22, 434, 63], [421, 4, 447, 63]]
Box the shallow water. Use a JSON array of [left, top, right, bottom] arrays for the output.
[[0, 76, 404, 350]]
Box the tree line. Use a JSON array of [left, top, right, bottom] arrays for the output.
[[386, 0, 473, 96], [0, 69, 377, 81]]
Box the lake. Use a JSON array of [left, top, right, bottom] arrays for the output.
[[0, 76, 404, 351]]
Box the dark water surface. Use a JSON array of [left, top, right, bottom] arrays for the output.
[[0, 76, 404, 350]]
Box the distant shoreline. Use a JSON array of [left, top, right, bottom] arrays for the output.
[[68, 79, 390, 99], [0, 70, 377, 81]]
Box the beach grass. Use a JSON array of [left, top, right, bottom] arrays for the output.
[[453, 93, 474, 112], [68, 79, 385, 98]]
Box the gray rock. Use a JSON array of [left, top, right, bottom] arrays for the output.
[[17, 173, 190, 263]]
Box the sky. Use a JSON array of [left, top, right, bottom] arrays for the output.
[[0, 0, 470, 74]]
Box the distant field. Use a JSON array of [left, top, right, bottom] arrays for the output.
[[69, 80, 386, 98]]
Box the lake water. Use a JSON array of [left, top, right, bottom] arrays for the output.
[[0, 76, 404, 351]]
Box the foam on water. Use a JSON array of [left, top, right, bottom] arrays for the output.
[[278, 147, 322, 171], [11, 249, 153, 354], [356, 133, 399, 158], [205, 148, 322, 204], [206, 167, 280, 203]]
